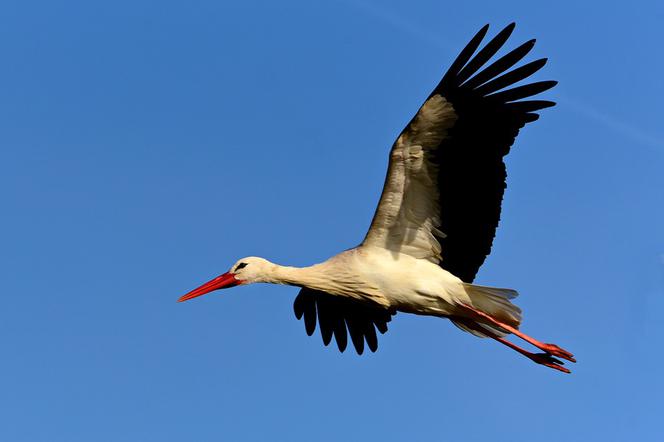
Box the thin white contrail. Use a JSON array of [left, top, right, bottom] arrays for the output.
[[337, 0, 664, 153], [557, 95, 664, 153], [338, 0, 453, 51]]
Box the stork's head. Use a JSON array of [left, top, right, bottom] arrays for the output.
[[177, 256, 273, 302]]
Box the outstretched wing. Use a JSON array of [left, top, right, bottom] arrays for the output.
[[293, 288, 396, 355], [362, 23, 556, 282]]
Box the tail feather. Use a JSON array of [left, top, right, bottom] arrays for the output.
[[452, 283, 522, 338], [465, 283, 519, 300]]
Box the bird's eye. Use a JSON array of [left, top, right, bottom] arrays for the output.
[[235, 262, 248, 271]]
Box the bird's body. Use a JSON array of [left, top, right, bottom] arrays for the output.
[[179, 23, 576, 373], [343, 247, 467, 314]]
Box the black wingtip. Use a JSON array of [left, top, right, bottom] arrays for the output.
[[335, 331, 348, 353], [304, 314, 316, 336], [487, 80, 558, 103], [506, 100, 557, 113], [456, 22, 520, 84], [293, 299, 304, 320], [494, 22, 516, 40], [440, 24, 490, 88], [474, 58, 550, 96], [523, 113, 540, 123], [460, 38, 538, 90]]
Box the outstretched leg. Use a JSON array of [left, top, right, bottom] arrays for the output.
[[459, 302, 576, 363], [454, 317, 571, 373], [491, 334, 570, 373]]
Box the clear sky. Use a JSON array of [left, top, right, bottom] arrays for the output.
[[2, 1, 663, 441]]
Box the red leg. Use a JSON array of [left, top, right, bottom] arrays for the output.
[[454, 317, 571, 373], [459, 302, 576, 363], [491, 335, 570, 374]]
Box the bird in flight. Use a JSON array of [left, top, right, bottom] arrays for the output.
[[179, 23, 576, 373]]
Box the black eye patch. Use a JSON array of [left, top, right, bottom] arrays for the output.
[[235, 262, 248, 271]]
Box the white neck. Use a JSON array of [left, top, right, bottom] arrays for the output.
[[264, 263, 329, 288], [250, 252, 386, 307]]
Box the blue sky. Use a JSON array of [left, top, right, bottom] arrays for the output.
[[2, 0, 663, 440]]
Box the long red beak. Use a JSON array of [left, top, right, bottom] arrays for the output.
[[178, 272, 240, 302]]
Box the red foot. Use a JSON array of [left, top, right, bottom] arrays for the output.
[[529, 352, 571, 374], [540, 343, 576, 363]]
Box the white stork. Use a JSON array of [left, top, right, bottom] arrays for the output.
[[179, 23, 576, 373]]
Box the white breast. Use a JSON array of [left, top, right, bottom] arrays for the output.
[[354, 247, 470, 315]]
